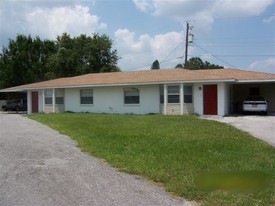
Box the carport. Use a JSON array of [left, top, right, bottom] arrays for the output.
[[229, 82, 275, 114]]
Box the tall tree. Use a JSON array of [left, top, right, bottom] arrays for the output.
[[47, 33, 120, 78], [151, 59, 160, 70], [0, 33, 120, 89], [0, 34, 56, 88], [184, 57, 223, 70]]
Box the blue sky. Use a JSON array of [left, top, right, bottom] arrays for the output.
[[0, 0, 274, 73]]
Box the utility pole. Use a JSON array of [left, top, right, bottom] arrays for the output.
[[184, 22, 189, 69], [184, 21, 193, 69]]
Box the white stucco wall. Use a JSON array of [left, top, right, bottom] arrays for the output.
[[193, 83, 203, 115], [64, 85, 160, 114], [217, 82, 230, 116]]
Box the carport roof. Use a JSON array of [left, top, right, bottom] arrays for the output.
[[1, 68, 275, 91]]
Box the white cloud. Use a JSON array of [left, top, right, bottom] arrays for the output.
[[134, 0, 274, 18], [263, 14, 275, 23], [132, 0, 153, 12], [0, 1, 106, 44], [133, 0, 274, 30], [213, 0, 274, 17], [26, 5, 107, 39], [248, 58, 275, 74], [152, 0, 214, 17], [115, 29, 184, 70]]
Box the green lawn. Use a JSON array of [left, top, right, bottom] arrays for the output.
[[29, 113, 275, 205]]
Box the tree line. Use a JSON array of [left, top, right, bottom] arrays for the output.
[[0, 33, 224, 90], [151, 58, 224, 70], [0, 33, 120, 89]]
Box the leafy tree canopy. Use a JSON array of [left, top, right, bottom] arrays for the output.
[[184, 57, 223, 70], [175, 63, 183, 68], [0, 34, 55, 88], [151, 59, 160, 70], [0, 33, 120, 89], [48, 33, 120, 78]]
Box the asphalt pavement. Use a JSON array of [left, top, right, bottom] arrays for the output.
[[0, 113, 195, 206]]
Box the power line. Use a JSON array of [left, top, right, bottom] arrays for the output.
[[204, 55, 275, 57], [193, 42, 238, 68], [192, 54, 275, 58], [126, 55, 184, 71], [159, 41, 184, 64], [126, 63, 153, 71]]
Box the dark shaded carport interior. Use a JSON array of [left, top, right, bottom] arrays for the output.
[[0, 91, 26, 99], [230, 82, 275, 114]]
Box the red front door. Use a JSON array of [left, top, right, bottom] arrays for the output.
[[32, 92, 39, 113], [203, 85, 217, 115]]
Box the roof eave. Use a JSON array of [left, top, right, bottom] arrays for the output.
[[0, 78, 236, 91], [0, 89, 28, 92], [236, 79, 275, 83]]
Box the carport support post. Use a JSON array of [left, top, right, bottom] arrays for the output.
[[27, 91, 32, 114], [52, 88, 56, 113], [180, 83, 184, 115], [42, 90, 45, 112], [164, 84, 167, 115]]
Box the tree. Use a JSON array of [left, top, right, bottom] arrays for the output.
[[151, 59, 160, 70], [0, 33, 120, 89], [184, 57, 223, 70], [47, 33, 120, 78], [0, 34, 56, 88], [175, 64, 183, 68]]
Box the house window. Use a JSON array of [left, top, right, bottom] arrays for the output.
[[168, 85, 180, 103], [45, 90, 52, 105], [184, 85, 193, 103], [80, 89, 93, 104], [124, 88, 140, 104], [55, 89, 64, 105]]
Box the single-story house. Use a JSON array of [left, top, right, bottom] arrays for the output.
[[1, 68, 275, 116]]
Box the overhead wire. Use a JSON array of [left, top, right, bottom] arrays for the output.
[[126, 40, 184, 71], [123, 16, 274, 71], [159, 41, 184, 64], [193, 42, 238, 68]]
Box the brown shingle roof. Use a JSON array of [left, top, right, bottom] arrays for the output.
[[2, 68, 275, 91]]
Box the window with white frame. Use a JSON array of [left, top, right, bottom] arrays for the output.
[[80, 89, 93, 104], [167, 85, 180, 103], [55, 89, 64, 105], [45, 90, 53, 105], [124, 88, 140, 104], [184, 85, 193, 103]]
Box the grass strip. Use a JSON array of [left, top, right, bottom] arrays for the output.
[[29, 113, 275, 205]]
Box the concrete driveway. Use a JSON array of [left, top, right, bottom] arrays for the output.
[[204, 115, 275, 147], [0, 113, 195, 206]]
